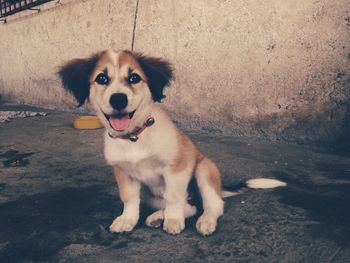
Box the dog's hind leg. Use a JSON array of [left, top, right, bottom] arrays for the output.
[[146, 202, 197, 228], [195, 157, 224, 236], [146, 209, 164, 228]]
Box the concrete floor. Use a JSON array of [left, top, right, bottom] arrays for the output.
[[0, 104, 349, 263]]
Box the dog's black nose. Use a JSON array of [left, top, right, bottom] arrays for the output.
[[109, 93, 128, 111]]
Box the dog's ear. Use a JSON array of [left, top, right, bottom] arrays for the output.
[[58, 54, 99, 106], [135, 53, 173, 102]]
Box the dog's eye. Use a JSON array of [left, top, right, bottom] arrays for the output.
[[95, 73, 109, 85], [128, 73, 141, 85]]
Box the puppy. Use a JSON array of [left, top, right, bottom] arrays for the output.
[[58, 50, 286, 235]]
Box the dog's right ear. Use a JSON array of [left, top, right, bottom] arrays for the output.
[[58, 54, 99, 106]]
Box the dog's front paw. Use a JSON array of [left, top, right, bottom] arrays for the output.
[[109, 215, 138, 233], [196, 214, 217, 236], [163, 218, 185, 235]]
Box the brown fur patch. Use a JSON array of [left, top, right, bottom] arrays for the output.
[[118, 51, 145, 78], [170, 130, 198, 174], [118, 51, 136, 68], [198, 158, 222, 195]]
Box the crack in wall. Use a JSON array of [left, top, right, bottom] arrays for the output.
[[131, 0, 139, 51]]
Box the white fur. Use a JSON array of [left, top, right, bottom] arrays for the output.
[[194, 159, 224, 235], [146, 204, 197, 228], [162, 164, 194, 234], [246, 178, 287, 189], [110, 180, 140, 233], [104, 106, 194, 235], [221, 190, 240, 198], [104, 106, 191, 234]]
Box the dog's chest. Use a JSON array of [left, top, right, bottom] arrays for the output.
[[105, 139, 165, 186], [119, 157, 165, 186]]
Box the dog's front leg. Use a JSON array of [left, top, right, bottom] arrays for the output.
[[110, 167, 141, 233], [163, 167, 192, 235]]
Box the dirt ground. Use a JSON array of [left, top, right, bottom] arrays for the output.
[[0, 104, 349, 263]]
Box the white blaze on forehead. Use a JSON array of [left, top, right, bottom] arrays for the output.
[[90, 50, 118, 81], [105, 49, 119, 66], [92, 50, 146, 82]]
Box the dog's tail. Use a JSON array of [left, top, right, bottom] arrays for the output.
[[221, 178, 286, 198]]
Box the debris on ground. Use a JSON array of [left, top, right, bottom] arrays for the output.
[[0, 111, 47, 123]]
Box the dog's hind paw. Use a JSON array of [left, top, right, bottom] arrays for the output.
[[146, 210, 164, 228], [109, 215, 138, 233]]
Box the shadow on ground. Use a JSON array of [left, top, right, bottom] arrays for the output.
[[0, 186, 115, 262], [275, 166, 350, 246]]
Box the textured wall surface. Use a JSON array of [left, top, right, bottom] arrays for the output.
[[0, 0, 136, 109], [0, 0, 349, 142]]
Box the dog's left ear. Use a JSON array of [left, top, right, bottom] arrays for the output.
[[135, 53, 173, 102], [58, 54, 99, 106]]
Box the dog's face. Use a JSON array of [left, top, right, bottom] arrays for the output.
[[58, 50, 173, 136]]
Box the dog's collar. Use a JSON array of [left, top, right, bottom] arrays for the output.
[[108, 116, 155, 142]]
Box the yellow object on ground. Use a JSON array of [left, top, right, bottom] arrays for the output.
[[73, 116, 103, 129]]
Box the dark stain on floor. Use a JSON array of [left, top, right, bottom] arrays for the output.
[[0, 150, 34, 168]]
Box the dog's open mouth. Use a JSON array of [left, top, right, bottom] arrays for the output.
[[103, 111, 135, 132]]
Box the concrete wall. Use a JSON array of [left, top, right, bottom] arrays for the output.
[[0, 0, 349, 143]]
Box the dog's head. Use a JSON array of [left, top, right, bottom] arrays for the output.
[[58, 50, 173, 136]]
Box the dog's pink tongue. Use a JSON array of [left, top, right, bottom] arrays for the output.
[[109, 115, 131, 131]]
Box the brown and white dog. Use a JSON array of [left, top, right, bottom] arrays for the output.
[[58, 50, 286, 235]]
